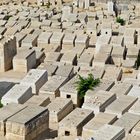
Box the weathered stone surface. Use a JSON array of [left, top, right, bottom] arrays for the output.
[[6, 105, 49, 140], [38, 32, 52, 48], [128, 86, 140, 98], [47, 97, 73, 128], [0, 103, 27, 136], [91, 124, 125, 140], [105, 95, 138, 117], [129, 100, 140, 115], [82, 90, 116, 114], [58, 108, 94, 137], [59, 76, 82, 107], [13, 49, 36, 72], [1, 84, 32, 105], [109, 83, 132, 97], [39, 75, 67, 100], [0, 82, 14, 98], [82, 112, 117, 139], [123, 134, 140, 140], [20, 69, 48, 94], [25, 94, 50, 107], [113, 112, 140, 134]]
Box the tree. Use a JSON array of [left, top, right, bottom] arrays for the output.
[[75, 74, 100, 99], [116, 17, 125, 26]]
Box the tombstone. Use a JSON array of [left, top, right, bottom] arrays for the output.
[[113, 112, 140, 134], [124, 28, 136, 46], [50, 32, 64, 46], [58, 108, 94, 137], [25, 94, 50, 107], [38, 32, 53, 48], [126, 47, 139, 59], [55, 65, 74, 79], [129, 100, 140, 115], [0, 103, 27, 136], [57, 0, 62, 7], [47, 97, 73, 129], [93, 53, 111, 67], [5, 20, 17, 28], [128, 86, 140, 99], [60, 52, 77, 65], [123, 134, 140, 140], [131, 121, 140, 136], [82, 112, 117, 139], [109, 83, 132, 97], [84, 0, 90, 9], [103, 66, 122, 81], [110, 36, 124, 47], [21, 34, 38, 48], [108, 1, 114, 14], [78, 52, 94, 67], [111, 47, 126, 59], [37, 63, 58, 79], [62, 33, 76, 52], [59, 76, 82, 107], [0, 27, 6, 35], [1, 84, 32, 106], [101, 23, 112, 37], [91, 124, 125, 140], [95, 36, 111, 54], [44, 52, 61, 63], [6, 106, 49, 140], [15, 33, 27, 48], [78, 66, 105, 79], [20, 69, 48, 94], [79, 0, 84, 9], [105, 95, 138, 118], [13, 49, 36, 73], [78, 12, 87, 23], [0, 36, 17, 72], [82, 90, 116, 114], [39, 75, 67, 101], [0, 82, 14, 98], [62, 6, 72, 22], [85, 80, 115, 101], [75, 34, 89, 48]]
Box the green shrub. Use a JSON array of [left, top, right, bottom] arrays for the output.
[[75, 74, 100, 99], [116, 17, 125, 25]]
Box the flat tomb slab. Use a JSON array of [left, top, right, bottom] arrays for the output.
[[105, 95, 138, 118], [82, 90, 116, 114], [47, 97, 73, 123], [91, 124, 125, 140], [20, 69, 48, 94], [6, 106, 49, 140], [82, 112, 117, 139], [58, 108, 94, 137], [113, 112, 140, 134], [1, 84, 32, 105], [0, 103, 27, 136]]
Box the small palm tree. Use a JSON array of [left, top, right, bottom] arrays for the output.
[[75, 74, 100, 99], [116, 17, 125, 26]]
